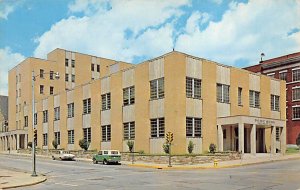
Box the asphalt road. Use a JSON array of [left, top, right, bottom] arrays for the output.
[[0, 155, 300, 190]]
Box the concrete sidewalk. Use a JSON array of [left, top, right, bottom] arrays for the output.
[[0, 168, 46, 189]]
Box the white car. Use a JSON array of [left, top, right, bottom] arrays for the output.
[[52, 150, 75, 161]]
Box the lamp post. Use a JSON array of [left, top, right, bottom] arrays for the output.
[[31, 71, 59, 177]]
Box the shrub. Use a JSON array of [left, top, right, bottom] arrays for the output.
[[188, 141, 194, 154], [209, 143, 216, 154], [138, 150, 145, 154], [127, 140, 134, 152], [79, 139, 90, 151], [296, 134, 300, 146], [52, 140, 58, 149], [163, 143, 170, 154], [28, 142, 32, 148]]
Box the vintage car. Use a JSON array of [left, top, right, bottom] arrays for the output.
[[92, 150, 121, 165], [52, 150, 75, 161]]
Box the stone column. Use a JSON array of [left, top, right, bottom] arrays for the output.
[[271, 126, 276, 154], [250, 124, 256, 155], [280, 126, 286, 154], [16, 134, 20, 150], [217, 125, 223, 151], [25, 134, 28, 149], [238, 123, 244, 153], [0, 137, 2, 151]]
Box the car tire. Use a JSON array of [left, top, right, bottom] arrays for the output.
[[103, 159, 108, 165], [93, 159, 98, 164]]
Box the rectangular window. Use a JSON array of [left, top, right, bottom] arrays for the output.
[[83, 128, 91, 143], [50, 71, 54, 80], [271, 95, 280, 111], [123, 122, 135, 140], [279, 72, 287, 81], [83, 98, 91, 114], [276, 127, 280, 141], [40, 85, 44, 94], [91, 64, 95, 71], [72, 74, 75, 82], [238, 87, 242, 106], [43, 133, 48, 146], [43, 110, 48, 123], [293, 107, 300, 119], [50, 86, 54, 95], [65, 73, 69, 82], [54, 132, 60, 145], [34, 113, 37, 125], [217, 84, 230, 103], [101, 93, 111, 110], [71, 59, 75, 68], [68, 130, 74, 144], [186, 77, 201, 99], [249, 90, 260, 108], [123, 86, 135, 106], [102, 125, 111, 141], [24, 116, 28, 127], [223, 129, 226, 139], [54, 107, 60, 121], [150, 78, 164, 100], [65, 58, 69, 67], [97, 65, 100, 72], [68, 103, 75, 118], [293, 69, 300, 82], [150, 118, 165, 138], [186, 117, 202, 137], [292, 88, 300, 101], [40, 69, 44, 78]]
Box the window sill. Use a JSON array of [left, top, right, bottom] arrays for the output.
[[292, 118, 300, 121], [186, 97, 202, 100], [186, 136, 202, 139], [292, 99, 300, 102], [100, 109, 110, 112], [250, 106, 261, 109], [149, 97, 164, 101], [217, 101, 231, 104], [150, 137, 164, 139], [82, 113, 91, 115], [238, 104, 243, 107], [123, 104, 135, 107]]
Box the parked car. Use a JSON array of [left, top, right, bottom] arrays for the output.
[[92, 150, 121, 165], [52, 150, 75, 161]]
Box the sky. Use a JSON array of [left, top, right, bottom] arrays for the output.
[[0, 0, 300, 95]]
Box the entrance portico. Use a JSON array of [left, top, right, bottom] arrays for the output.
[[217, 116, 286, 155]]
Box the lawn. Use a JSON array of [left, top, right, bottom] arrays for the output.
[[286, 147, 300, 154]]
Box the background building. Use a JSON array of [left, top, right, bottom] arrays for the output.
[[0, 49, 286, 154], [0, 95, 9, 151], [245, 52, 300, 145]]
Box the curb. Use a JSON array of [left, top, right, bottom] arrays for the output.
[[2, 175, 47, 189]]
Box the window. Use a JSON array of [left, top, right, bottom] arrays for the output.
[[40, 85, 44, 94], [150, 78, 164, 100], [101, 93, 111, 110], [150, 118, 165, 138], [72, 74, 75, 82], [50, 71, 54, 80], [238, 87, 242, 106], [54, 107, 60, 121], [249, 90, 260, 108], [43, 133, 48, 146], [267, 73, 275, 78], [217, 84, 230, 103], [293, 107, 300, 119], [40, 69, 44, 78], [24, 116, 28, 127], [123, 86, 135, 106], [68, 103, 74, 118], [71, 59, 75, 68], [54, 132, 60, 145], [97, 65, 100, 72], [91, 64, 94, 71], [186, 77, 201, 99], [43, 110, 48, 123], [186, 117, 202, 137], [50, 86, 54, 95], [83, 128, 91, 143], [279, 72, 287, 81], [34, 113, 37, 125], [65, 74, 69, 82], [68, 130, 74, 144], [292, 88, 300, 101], [292, 69, 300, 81], [102, 125, 111, 141], [83, 98, 91, 114], [276, 127, 280, 141], [65, 58, 69, 67], [271, 95, 280, 111], [223, 129, 226, 139], [123, 122, 135, 140], [16, 75, 18, 84]]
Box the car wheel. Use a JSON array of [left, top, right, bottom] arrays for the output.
[[103, 159, 108, 165], [93, 159, 98, 164]]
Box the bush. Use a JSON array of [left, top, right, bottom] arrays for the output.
[[52, 140, 58, 149], [296, 134, 300, 146], [79, 139, 90, 151], [28, 142, 32, 148], [127, 140, 134, 152], [138, 150, 145, 154], [209, 143, 216, 154], [188, 141, 194, 154], [163, 143, 170, 154]]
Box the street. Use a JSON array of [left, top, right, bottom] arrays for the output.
[[0, 155, 300, 190]]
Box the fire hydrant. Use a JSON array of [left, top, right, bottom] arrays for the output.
[[214, 159, 218, 167]]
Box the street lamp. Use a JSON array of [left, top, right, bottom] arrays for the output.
[[31, 71, 59, 177]]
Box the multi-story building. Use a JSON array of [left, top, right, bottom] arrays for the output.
[[245, 52, 300, 145], [0, 49, 286, 154], [0, 95, 9, 151]]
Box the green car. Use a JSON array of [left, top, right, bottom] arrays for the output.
[[92, 150, 121, 165]]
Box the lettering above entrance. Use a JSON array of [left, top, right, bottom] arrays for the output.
[[254, 119, 275, 125]]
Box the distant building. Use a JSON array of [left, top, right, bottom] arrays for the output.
[[0, 95, 8, 132], [244, 52, 300, 145]]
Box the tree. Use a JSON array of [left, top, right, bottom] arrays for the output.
[[188, 141, 194, 154], [79, 139, 90, 151], [127, 140, 134, 152], [163, 143, 170, 154], [52, 140, 58, 149], [209, 143, 216, 154]]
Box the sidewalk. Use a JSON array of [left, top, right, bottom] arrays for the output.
[[0, 168, 46, 189]]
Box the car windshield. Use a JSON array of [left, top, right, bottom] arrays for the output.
[[111, 151, 119, 155]]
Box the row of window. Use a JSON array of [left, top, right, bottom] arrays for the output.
[[267, 69, 300, 82], [65, 74, 75, 82], [39, 85, 54, 95], [91, 64, 100, 72], [39, 70, 57, 80], [65, 58, 75, 68]]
